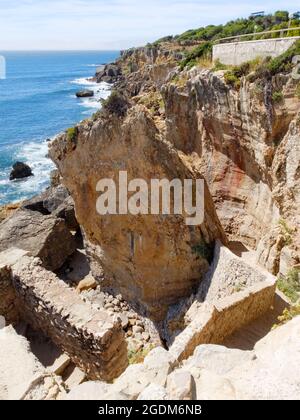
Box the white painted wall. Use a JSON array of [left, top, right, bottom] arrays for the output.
[[213, 37, 300, 66]]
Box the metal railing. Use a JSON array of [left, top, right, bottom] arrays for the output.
[[215, 26, 300, 44]]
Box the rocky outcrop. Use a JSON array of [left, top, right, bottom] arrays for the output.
[[162, 70, 300, 273], [23, 185, 79, 232], [0, 208, 76, 271], [96, 64, 122, 84], [76, 90, 94, 98], [49, 106, 226, 321], [9, 162, 33, 181]]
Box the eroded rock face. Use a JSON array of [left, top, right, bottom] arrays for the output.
[[163, 70, 300, 273], [0, 208, 76, 271], [49, 106, 226, 320]]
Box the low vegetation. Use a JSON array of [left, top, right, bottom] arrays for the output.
[[277, 268, 300, 303], [154, 11, 300, 46], [66, 127, 78, 142], [135, 91, 165, 116], [101, 91, 130, 118], [179, 42, 212, 70], [128, 345, 155, 365], [273, 304, 300, 329], [272, 91, 284, 103], [278, 218, 294, 246]]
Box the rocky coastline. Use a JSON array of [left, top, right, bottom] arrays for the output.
[[1, 37, 300, 400]]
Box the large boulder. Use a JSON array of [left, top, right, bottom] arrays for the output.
[[96, 64, 121, 84], [76, 90, 94, 98], [22, 186, 79, 232], [0, 208, 76, 271], [49, 106, 226, 320], [9, 162, 33, 181]]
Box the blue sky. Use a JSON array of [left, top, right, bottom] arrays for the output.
[[0, 0, 300, 50]]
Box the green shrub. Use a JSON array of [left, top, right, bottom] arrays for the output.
[[277, 269, 300, 303], [224, 71, 241, 89], [213, 59, 228, 71], [267, 40, 300, 75], [180, 42, 212, 70], [278, 218, 294, 246], [128, 345, 155, 365], [101, 91, 129, 117], [272, 91, 284, 103], [66, 127, 78, 142]]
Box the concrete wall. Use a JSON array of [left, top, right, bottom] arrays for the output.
[[213, 37, 300, 66], [169, 279, 276, 362]]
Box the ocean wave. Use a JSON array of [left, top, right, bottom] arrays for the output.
[[71, 77, 98, 86], [0, 140, 55, 205]]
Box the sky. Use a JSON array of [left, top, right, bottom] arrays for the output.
[[0, 0, 300, 50]]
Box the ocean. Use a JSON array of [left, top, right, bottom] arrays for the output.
[[0, 51, 119, 205]]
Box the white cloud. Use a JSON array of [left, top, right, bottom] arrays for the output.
[[0, 0, 299, 50]]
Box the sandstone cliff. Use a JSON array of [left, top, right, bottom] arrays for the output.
[[50, 42, 299, 322]]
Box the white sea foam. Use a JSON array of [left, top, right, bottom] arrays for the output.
[[14, 141, 55, 192], [71, 77, 111, 111]]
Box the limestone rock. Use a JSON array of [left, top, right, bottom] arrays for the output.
[[50, 354, 71, 376], [64, 381, 107, 400], [192, 369, 237, 400], [0, 315, 5, 329], [183, 344, 254, 376], [0, 209, 76, 271], [64, 381, 128, 401], [76, 276, 97, 293], [137, 384, 168, 401], [50, 169, 61, 188], [166, 370, 195, 400], [43, 185, 69, 213], [49, 106, 226, 320], [163, 70, 300, 273], [174, 317, 300, 400]]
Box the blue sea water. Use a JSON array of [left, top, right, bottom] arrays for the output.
[[0, 51, 119, 205]]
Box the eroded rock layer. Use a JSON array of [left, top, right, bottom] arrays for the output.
[[50, 107, 226, 321]]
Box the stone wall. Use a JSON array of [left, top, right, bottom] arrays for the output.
[[169, 279, 276, 362], [0, 249, 28, 325], [213, 37, 300, 66], [10, 256, 128, 382]]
